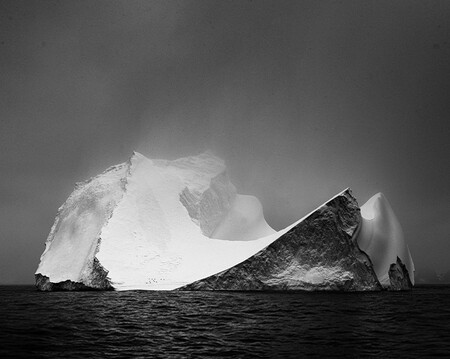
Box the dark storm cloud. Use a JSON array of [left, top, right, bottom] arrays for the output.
[[1, 0, 449, 283]]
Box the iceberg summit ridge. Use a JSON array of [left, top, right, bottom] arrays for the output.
[[35, 152, 414, 291]]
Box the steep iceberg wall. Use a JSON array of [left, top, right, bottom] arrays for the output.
[[35, 162, 129, 290], [356, 193, 414, 289]]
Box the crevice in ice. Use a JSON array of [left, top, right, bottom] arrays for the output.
[[349, 210, 382, 289]]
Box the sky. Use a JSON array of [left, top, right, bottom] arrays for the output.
[[1, 0, 449, 284]]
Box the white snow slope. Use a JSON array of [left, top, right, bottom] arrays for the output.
[[36, 152, 414, 290], [357, 193, 415, 286]]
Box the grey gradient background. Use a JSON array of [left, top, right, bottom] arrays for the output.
[[1, 0, 449, 284]]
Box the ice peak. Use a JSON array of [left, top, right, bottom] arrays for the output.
[[129, 151, 145, 162], [367, 192, 387, 202], [361, 192, 390, 219]]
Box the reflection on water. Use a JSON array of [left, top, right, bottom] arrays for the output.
[[1, 286, 449, 357]]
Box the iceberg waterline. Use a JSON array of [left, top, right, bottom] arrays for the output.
[[35, 152, 414, 291]]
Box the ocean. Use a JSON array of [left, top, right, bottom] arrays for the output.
[[0, 285, 449, 358]]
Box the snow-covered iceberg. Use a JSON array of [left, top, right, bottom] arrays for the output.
[[35, 152, 414, 291]]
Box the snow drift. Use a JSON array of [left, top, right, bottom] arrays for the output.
[[35, 152, 414, 291]]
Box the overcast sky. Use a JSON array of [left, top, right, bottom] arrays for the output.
[[1, 0, 449, 284]]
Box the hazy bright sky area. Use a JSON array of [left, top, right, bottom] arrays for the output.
[[1, 0, 449, 284]]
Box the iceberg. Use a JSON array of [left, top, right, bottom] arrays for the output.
[[35, 152, 414, 291], [357, 193, 414, 288]]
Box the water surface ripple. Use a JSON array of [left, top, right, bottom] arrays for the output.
[[1, 286, 449, 358]]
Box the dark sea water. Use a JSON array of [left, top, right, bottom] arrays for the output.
[[1, 286, 449, 358]]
